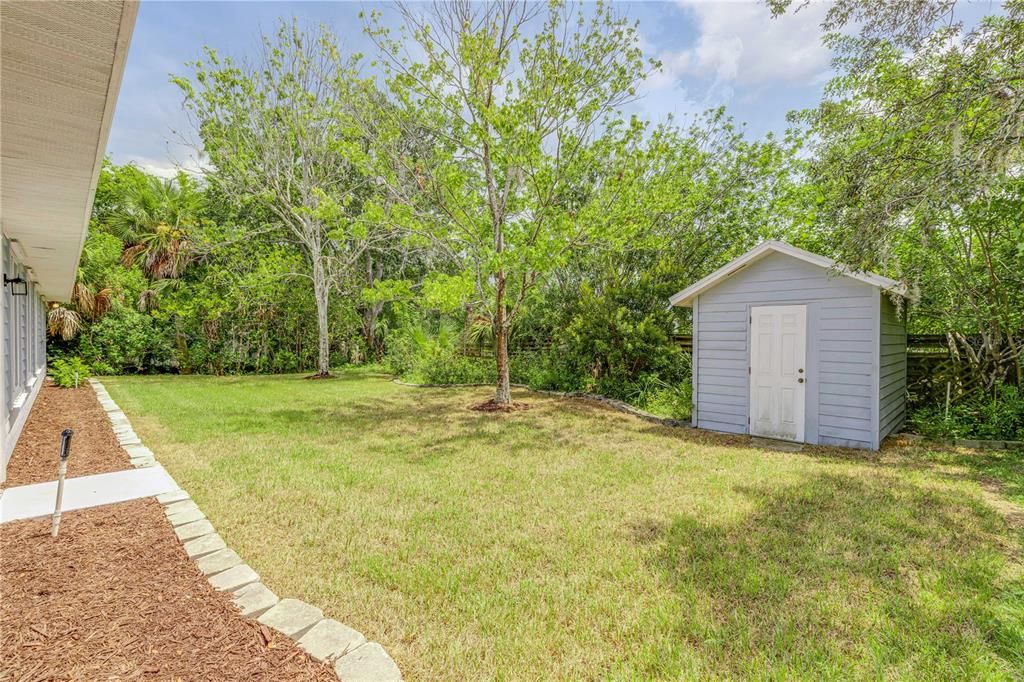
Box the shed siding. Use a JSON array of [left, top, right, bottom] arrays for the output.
[[878, 295, 907, 441], [694, 251, 877, 448]]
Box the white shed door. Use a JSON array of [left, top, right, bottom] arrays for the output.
[[749, 305, 806, 442]]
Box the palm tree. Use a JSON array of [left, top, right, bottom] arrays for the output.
[[105, 173, 201, 280], [105, 171, 202, 373]]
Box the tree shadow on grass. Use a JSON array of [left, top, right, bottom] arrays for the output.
[[639, 471, 1024, 679]]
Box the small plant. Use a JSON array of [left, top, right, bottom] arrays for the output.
[[910, 383, 1024, 441], [51, 357, 91, 389], [627, 375, 692, 420]]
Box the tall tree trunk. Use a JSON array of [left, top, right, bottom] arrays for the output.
[[494, 272, 511, 404], [312, 251, 331, 377], [174, 317, 191, 375], [360, 253, 385, 360]]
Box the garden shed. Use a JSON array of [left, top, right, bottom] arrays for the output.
[[670, 241, 909, 450]]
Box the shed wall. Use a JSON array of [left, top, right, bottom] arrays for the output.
[[694, 251, 878, 449], [878, 295, 907, 441]]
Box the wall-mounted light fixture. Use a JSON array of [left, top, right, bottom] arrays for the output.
[[4, 275, 28, 296]]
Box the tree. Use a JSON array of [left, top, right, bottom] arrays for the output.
[[174, 21, 378, 377], [105, 172, 201, 281], [366, 0, 652, 406], [772, 0, 1024, 387], [530, 112, 808, 399]]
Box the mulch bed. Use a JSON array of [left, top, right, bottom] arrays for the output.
[[0, 499, 336, 681], [470, 399, 531, 413], [4, 382, 131, 488]]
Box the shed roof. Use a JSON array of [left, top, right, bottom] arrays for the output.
[[669, 240, 909, 307]]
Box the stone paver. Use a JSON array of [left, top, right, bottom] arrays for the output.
[[166, 507, 205, 527], [258, 598, 323, 638], [182, 532, 226, 558], [174, 519, 215, 542], [1, 466, 179, 524], [298, 619, 366, 662], [195, 547, 242, 576], [334, 642, 401, 682], [232, 582, 279, 618], [156, 489, 190, 505], [123, 444, 155, 459], [163, 499, 199, 515], [208, 563, 259, 592]]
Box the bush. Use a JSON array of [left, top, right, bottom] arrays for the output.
[[511, 350, 585, 392], [51, 357, 91, 388], [384, 320, 495, 384], [626, 373, 692, 420], [89, 304, 165, 373], [910, 384, 1024, 441], [411, 352, 493, 385], [556, 279, 690, 401]]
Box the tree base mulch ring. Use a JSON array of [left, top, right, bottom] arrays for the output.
[[470, 399, 531, 413], [3, 381, 132, 488], [304, 372, 336, 380], [0, 498, 335, 681]]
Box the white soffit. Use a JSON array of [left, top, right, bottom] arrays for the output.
[[1, 1, 137, 301], [669, 240, 910, 307]]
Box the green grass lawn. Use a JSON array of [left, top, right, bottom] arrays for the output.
[[103, 372, 1024, 680]]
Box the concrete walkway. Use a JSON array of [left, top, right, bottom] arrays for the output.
[[0, 464, 179, 524]]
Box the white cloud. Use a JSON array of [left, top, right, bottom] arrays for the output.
[[126, 154, 205, 180], [649, 1, 832, 91]]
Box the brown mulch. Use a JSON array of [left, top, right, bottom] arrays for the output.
[[0, 499, 336, 681], [470, 398, 531, 413], [4, 382, 131, 488]]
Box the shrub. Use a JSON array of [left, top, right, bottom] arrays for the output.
[[411, 352, 493, 385], [910, 383, 1024, 441], [51, 357, 91, 388], [384, 320, 495, 384], [556, 279, 690, 401], [89, 304, 164, 372], [510, 349, 586, 392], [627, 373, 692, 420]]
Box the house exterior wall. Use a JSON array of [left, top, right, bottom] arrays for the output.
[[878, 294, 907, 442], [692, 251, 880, 449], [2, 236, 47, 482]]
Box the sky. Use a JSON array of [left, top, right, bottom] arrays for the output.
[[103, 0, 985, 177]]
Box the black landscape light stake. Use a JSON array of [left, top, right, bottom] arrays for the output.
[[50, 429, 74, 538]]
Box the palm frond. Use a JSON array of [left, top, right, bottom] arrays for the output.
[[93, 288, 113, 317], [72, 281, 95, 317], [47, 304, 81, 341]]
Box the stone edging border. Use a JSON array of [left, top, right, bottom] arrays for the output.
[[88, 379, 402, 682], [392, 378, 691, 428], [897, 432, 1023, 452]]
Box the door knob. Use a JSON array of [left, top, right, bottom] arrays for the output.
[[798, 378, 804, 383]]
